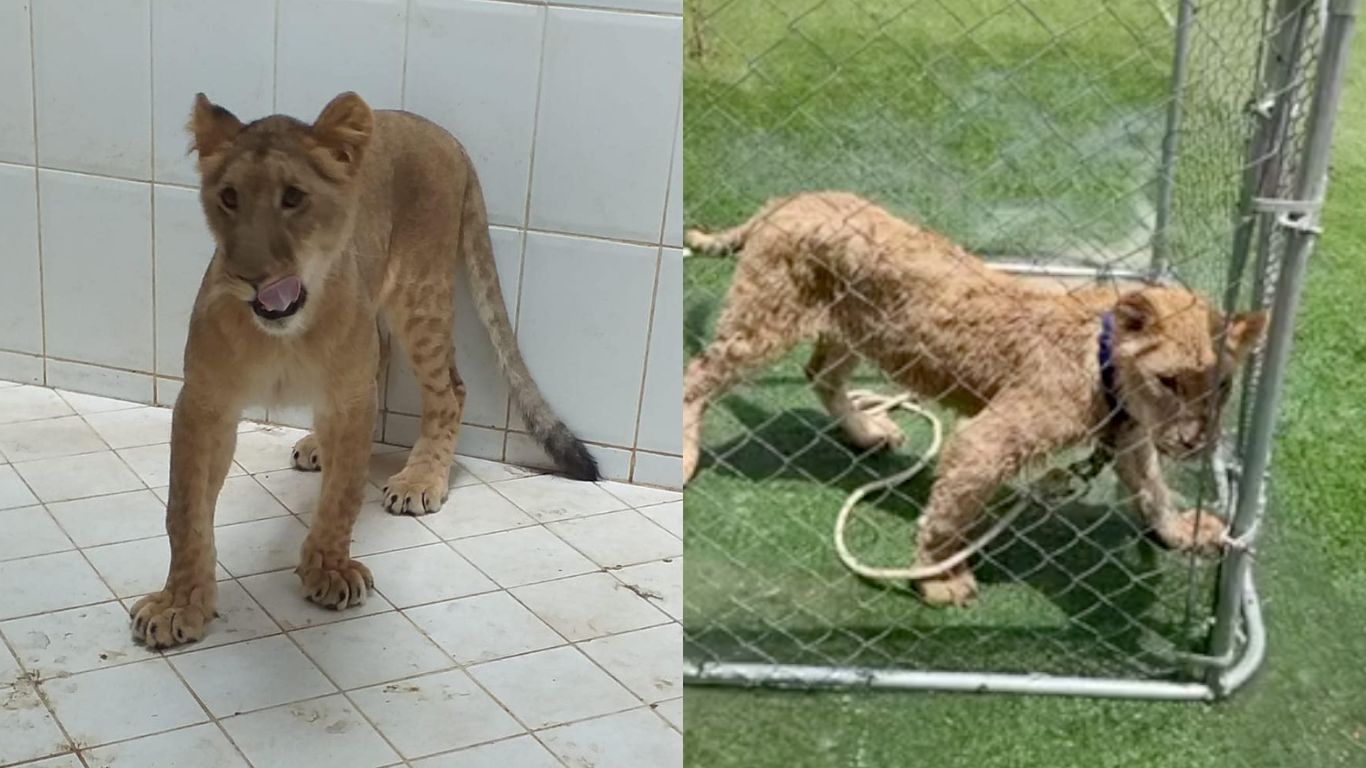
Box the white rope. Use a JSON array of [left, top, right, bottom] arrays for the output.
[[832, 389, 1027, 581]]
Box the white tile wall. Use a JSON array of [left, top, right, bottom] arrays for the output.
[[0, 164, 42, 355], [275, 0, 408, 116], [405, 0, 545, 227], [0, 0, 683, 488], [152, 0, 277, 186], [637, 247, 682, 454], [515, 232, 657, 445], [33, 0, 153, 179], [38, 170, 154, 371], [529, 7, 682, 242], [153, 185, 213, 377], [0, 1, 35, 165]]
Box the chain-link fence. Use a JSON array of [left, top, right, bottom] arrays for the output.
[[682, 0, 1357, 699]]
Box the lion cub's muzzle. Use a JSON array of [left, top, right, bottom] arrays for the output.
[[251, 275, 308, 321]]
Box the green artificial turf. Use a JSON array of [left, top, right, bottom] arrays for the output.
[[683, 2, 1366, 765]]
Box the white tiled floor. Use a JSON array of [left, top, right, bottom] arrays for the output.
[[0, 384, 682, 768]]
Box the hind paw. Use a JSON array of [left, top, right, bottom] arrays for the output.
[[917, 566, 978, 607], [291, 434, 322, 471], [842, 412, 905, 451]]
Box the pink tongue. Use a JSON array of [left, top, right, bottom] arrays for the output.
[[256, 277, 302, 312]]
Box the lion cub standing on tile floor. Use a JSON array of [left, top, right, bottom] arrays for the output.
[[683, 192, 1267, 606], [131, 93, 598, 649]]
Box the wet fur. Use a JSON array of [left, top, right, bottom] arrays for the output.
[[683, 192, 1267, 606], [131, 93, 597, 648]]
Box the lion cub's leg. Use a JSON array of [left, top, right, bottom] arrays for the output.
[[131, 389, 238, 648], [806, 337, 904, 450], [380, 299, 465, 515], [297, 383, 378, 609], [1112, 422, 1225, 554], [291, 330, 390, 472], [683, 294, 807, 483], [913, 392, 1077, 606]]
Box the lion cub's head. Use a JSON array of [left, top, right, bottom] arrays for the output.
[[1110, 287, 1267, 457], [188, 91, 374, 334]]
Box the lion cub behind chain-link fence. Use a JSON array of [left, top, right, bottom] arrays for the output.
[[683, 192, 1266, 606]]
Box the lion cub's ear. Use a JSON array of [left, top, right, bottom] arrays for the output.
[[1224, 311, 1269, 360], [188, 93, 242, 169], [311, 92, 374, 171], [1114, 291, 1158, 334]]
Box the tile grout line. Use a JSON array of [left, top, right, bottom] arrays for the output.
[[501, 0, 555, 453], [0, 383, 684, 474], [147, 0, 158, 401], [485, 0, 683, 19], [623, 70, 685, 479], [271, 0, 281, 113], [626, 247, 665, 484], [398, 0, 413, 108], [655, 78, 683, 247], [26, 2, 47, 388], [623, 82, 686, 481], [3, 450, 674, 566], [0, 167, 673, 249]]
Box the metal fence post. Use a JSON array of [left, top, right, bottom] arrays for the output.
[[1152, 0, 1197, 276], [1230, 0, 1319, 447], [1209, 0, 1359, 693]]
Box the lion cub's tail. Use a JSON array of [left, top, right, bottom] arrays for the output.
[[684, 225, 746, 256], [685, 196, 795, 257], [459, 179, 600, 482]]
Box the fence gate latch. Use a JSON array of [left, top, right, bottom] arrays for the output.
[[1251, 197, 1323, 236]]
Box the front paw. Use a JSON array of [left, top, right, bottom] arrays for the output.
[[381, 467, 449, 515], [1156, 509, 1227, 555], [917, 565, 978, 607], [130, 584, 217, 649], [296, 550, 374, 610]]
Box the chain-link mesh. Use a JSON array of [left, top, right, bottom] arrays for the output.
[[683, 0, 1331, 693]]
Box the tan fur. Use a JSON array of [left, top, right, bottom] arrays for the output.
[[683, 192, 1267, 606], [131, 93, 597, 648]]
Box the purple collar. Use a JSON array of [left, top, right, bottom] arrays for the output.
[[1099, 312, 1121, 417]]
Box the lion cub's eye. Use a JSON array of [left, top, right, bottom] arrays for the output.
[[219, 186, 238, 211], [281, 186, 305, 209], [1158, 375, 1179, 393]]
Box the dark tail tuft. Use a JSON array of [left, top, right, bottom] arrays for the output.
[[543, 423, 600, 481]]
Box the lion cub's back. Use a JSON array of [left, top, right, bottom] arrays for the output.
[[371, 110, 478, 198], [750, 192, 990, 286]]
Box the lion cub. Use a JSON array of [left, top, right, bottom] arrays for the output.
[[683, 192, 1266, 606], [130, 92, 598, 648]]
